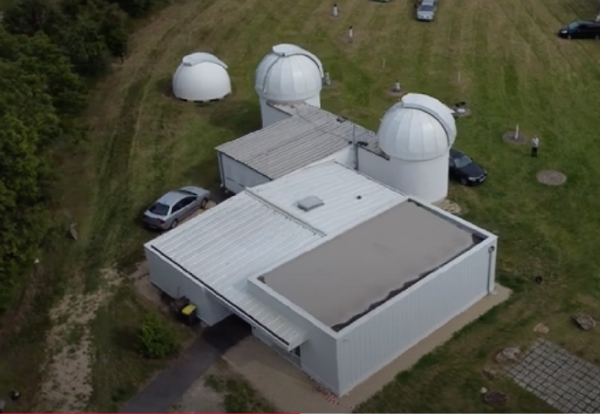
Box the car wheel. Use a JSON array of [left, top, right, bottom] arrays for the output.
[[200, 198, 208, 209], [460, 178, 468, 186], [596, 34, 600, 40], [170, 219, 179, 229]]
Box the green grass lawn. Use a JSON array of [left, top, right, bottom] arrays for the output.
[[5, 0, 600, 411]]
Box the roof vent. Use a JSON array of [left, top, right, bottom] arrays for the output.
[[336, 116, 347, 123], [297, 196, 324, 212]]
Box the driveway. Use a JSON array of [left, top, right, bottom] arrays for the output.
[[119, 316, 250, 413]]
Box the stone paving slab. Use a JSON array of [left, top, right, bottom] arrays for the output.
[[506, 338, 600, 413]]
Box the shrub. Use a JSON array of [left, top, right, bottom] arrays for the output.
[[138, 313, 179, 359]]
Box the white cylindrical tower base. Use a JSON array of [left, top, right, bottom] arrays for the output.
[[259, 95, 322, 129], [303, 95, 321, 108], [385, 154, 449, 203]]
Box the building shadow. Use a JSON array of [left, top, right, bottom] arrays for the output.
[[155, 76, 173, 98], [208, 99, 261, 136], [202, 315, 251, 353], [208, 186, 232, 204]]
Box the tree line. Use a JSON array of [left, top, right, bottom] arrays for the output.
[[0, 0, 161, 313]]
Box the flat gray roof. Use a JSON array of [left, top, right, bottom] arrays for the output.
[[216, 104, 378, 179], [260, 201, 481, 330]]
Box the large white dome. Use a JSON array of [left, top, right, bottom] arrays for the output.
[[254, 44, 324, 103], [172, 52, 232, 102], [377, 93, 457, 161]]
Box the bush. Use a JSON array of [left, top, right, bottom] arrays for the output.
[[137, 313, 179, 359]]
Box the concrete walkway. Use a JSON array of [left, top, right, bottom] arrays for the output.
[[222, 284, 512, 413], [119, 316, 249, 413]]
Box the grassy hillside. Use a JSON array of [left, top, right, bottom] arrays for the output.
[[7, 0, 600, 411]]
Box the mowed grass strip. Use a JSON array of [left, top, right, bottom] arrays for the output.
[[356, 0, 600, 412], [44, 0, 600, 411]]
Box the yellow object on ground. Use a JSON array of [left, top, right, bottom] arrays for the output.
[[181, 304, 196, 316]]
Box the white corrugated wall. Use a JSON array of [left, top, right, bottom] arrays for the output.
[[247, 279, 341, 393], [145, 246, 232, 325], [259, 98, 296, 128], [335, 237, 497, 395], [357, 147, 450, 204], [218, 153, 271, 194]]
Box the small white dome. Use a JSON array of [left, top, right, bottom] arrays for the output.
[[172, 52, 232, 102], [377, 93, 457, 161], [255, 44, 324, 103]]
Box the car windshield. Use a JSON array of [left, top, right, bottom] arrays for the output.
[[567, 22, 580, 29], [454, 155, 473, 169], [149, 202, 170, 216], [419, 5, 435, 11]]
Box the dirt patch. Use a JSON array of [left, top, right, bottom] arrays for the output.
[[35, 269, 122, 412], [435, 199, 462, 215], [503, 131, 528, 144], [385, 88, 406, 98], [537, 170, 567, 186], [130, 261, 168, 312]]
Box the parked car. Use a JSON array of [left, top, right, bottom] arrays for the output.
[[449, 149, 487, 186], [143, 186, 210, 230], [557, 21, 600, 39], [416, 0, 437, 21]]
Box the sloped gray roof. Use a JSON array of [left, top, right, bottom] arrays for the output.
[[216, 104, 378, 179]]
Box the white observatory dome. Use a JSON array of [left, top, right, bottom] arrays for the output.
[[365, 93, 458, 204], [172, 52, 232, 102], [377, 93, 457, 161], [255, 44, 324, 103]]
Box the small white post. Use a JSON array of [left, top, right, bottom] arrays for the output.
[[393, 81, 401, 92], [596, 12, 600, 22], [348, 26, 354, 40], [382, 58, 386, 70], [515, 123, 520, 140], [457, 71, 461, 83], [324, 72, 331, 86], [332, 3, 339, 17]]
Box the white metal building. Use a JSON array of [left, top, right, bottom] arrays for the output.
[[215, 103, 376, 194], [215, 93, 457, 203], [255, 44, 325, 128], [172, 52, 232, 102], [145, 161, 498, 397]]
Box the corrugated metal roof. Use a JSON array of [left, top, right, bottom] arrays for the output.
[[247, 162, 407, 235], [148, 192, 321, 347], [216, 104, 378, 179], [146, 162, 405, 345]]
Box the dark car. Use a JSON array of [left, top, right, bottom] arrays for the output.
[[449, 149, 487, 186], [558, 21, 600, 39]]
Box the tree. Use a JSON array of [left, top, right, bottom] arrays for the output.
[[3, 0, 129, 78], [2, 0, 65, 36], [109, 0, 154, 18], [99, 3, 129, 62], [0, 60, 58, 312], [138, 314, 179, 359], [0, 26, 87, 120]]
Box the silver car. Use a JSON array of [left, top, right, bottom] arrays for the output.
[[143, 186, 210, 230], [416, 0, 437, 21]]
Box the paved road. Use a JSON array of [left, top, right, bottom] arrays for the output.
[[119, 316, 250, 413]]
